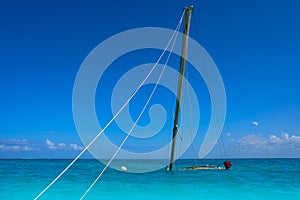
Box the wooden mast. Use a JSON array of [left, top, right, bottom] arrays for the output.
[[169, 5, 193, 171]]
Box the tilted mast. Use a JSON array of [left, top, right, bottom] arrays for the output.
[[169, 5, 193, 171]]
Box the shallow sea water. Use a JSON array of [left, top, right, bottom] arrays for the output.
[[1, 159, 300, 199]]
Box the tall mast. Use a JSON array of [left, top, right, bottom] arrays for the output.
[[169, 5, 193, 171]]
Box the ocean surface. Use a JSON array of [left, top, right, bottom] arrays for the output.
[[1, 159, 300, 199]]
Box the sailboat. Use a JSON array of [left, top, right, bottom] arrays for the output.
[[167, 5, 232, 171], [34, 4, 233, 200]]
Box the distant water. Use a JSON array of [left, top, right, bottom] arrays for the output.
[[1, 159, 300, 199]]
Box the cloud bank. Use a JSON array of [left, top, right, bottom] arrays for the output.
[[0, 139, 33, 152], [46, 139, 84, 151], [236, 132, 300, 157], [0, 138, 84, 152]]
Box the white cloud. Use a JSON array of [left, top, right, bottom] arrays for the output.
[[69, 144, 84, 151], [57, 143, 66, 149], [0, 144, 33, 152], [23, 146, 32, 151], [252, 121, 259, 126], [236, 132, 300, 153], [226, 132, 232, 137], [45, 139, 83, 151], [0, 138, 83, 153], [46, 139, 56, 150], [269, 134, 282, 144], [0, 139, 33, 152], [46, 139, 53, 146], [237, 134, 266, 148], [0, 139, 29, 145]]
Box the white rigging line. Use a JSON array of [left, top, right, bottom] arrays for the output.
[[80, 17, 182, 200], [192, 10, 228, 160], [34, 11, 184, 200]]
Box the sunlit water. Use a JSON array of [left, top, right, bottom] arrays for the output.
[[1, 159, 300, 199]]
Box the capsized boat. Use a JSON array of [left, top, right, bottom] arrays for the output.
[[167, 5, 232, 171]]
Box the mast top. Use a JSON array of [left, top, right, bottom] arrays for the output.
[[184, 4, 193, 11]]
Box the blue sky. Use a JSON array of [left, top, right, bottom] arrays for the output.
[[0, 0, 299, 159]]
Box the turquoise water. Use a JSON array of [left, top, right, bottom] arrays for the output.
[[1, 159, 300, 199]]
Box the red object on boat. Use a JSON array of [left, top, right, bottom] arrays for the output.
[[223, 160, 232, 169]]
